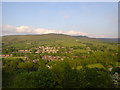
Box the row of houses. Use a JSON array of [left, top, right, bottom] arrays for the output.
[[0, 54, 12, 58], [10, 46, 72, 54], [18, 50, 31, 53], [42, 55, 64, 61], [35, 46, 59, 53], [17, 46, 61, 54]]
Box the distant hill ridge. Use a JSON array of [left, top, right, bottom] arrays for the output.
[[2, 33, 119, 43]]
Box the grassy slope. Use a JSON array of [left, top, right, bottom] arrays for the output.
[[2, 34, 118, 50]]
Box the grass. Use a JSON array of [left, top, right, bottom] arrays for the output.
[[87, 63, 105, 69], [72, 63, 105, 70]]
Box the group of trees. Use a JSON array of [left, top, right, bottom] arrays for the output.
[[3, 57, 117, 88]]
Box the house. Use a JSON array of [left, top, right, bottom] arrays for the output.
[[32, 60, 39, 63], [18, 50, 24, 52], [18, 50, 30, 53], [0, 54, 1, 56], [108, 67, 113, 71], [61, 58, 64, 60], [46, 65, 52, 69]]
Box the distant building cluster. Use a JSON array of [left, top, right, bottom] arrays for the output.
[[35, 46, 59, 53], [42, 55, 64, 61], [2, 46, 74, 61]]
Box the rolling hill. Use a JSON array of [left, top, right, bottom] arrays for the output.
[[2, 33, 119, 88]]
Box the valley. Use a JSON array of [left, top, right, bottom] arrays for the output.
[[2, 34, 120, 88]]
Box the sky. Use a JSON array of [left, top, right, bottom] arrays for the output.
[[2, 2, 118, 38]]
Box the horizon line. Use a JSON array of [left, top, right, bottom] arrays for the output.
[[1, 33, 119, 38]]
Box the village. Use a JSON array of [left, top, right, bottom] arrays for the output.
[[1, 45, 94, 62], [17, 46, 62, 54], [1, 46, 74, 62]]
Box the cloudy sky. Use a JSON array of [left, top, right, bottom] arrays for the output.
[[2, 2, 118, 38]]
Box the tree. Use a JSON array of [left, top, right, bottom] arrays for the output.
[[11, 67, 56, 88]]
